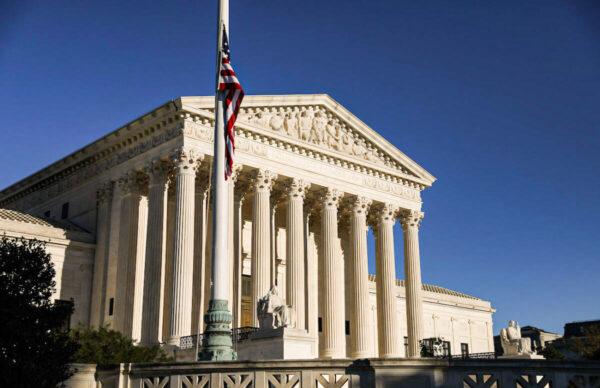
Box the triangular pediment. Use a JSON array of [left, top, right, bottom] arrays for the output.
[[180, 94, 435, 186]]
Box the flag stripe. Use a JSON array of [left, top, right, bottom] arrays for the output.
[[218, 26, 244, 180]]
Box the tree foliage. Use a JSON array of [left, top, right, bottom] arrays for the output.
[[540, 343, 565, 360], [70, 326, 170, 367], [0, 237, 79, 387], [568, 325, 600, 360]]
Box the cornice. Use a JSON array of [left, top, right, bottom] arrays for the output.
[[0, 94, 435, 208], [0, 102, 186, 207]]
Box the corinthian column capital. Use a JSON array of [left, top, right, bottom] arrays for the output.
[[320, 187, 342, 209], [251, 169, 277, 192], [170, 147, 204, 175], [118, 171, 147, 196], [230, 164, 244, 183], [144, 159, 171, 186], [350, 196, 372, 216], [368, 202, 399, 227], [286, 178, 310, 200], [400, 209, 425, 231], [96, 181, 114, 205]]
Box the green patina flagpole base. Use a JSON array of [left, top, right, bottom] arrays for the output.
[[198, 299, 237, 361]]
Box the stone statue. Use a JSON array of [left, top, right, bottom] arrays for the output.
[[257, 286, 294, 329], [500, 320, 536, 357]]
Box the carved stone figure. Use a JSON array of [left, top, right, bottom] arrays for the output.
[[500, 320, 535, 357], [298, 109, 313, 141], [257, 286, 294, 329], [269, 108, 283, 131], [255, 110, 271, 129], [310, 110, 327, 145], [284, 109, 298, 138]]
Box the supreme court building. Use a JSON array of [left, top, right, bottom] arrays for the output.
[[0, 95, 495, 359]]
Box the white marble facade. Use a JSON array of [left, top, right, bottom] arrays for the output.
[[0, 94, 494, 358]]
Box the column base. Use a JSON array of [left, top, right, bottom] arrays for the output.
[[198, 299, 237, 361]]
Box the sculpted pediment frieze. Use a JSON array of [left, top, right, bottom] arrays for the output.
[[181, 95, 436, 186], [238, 106, 393, 169]]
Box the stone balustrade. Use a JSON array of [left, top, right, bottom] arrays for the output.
[[63, 359, 600, 388]]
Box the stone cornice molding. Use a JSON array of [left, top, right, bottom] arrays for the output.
[[399, 209, 425, 231], [0, 101, 184, 207], [0, 95, 433, 209]]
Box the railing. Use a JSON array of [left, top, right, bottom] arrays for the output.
[[179, 326, 259, 350], [431, 352, 497, 360]]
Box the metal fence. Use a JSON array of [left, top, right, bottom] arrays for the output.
[[179, 326, 259, 351]]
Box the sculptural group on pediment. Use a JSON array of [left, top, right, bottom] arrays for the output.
[[239, 106, 391, 167]]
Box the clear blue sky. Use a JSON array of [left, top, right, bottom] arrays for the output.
[[1, 1, 599, 335]]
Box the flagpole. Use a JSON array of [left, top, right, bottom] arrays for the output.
[[199, 0, 236, 361]]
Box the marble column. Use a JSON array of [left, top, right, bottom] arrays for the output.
[[374, 203, 401, 358], [140, 159, 169, 345], [131, 195, 148, 341], [114, 171, 146, 336], [304, 205, 318, 337], [347, 196, 372, 358], [318, 188, 345, 359], [168, 148, 202, 345], [89, 182, 113, 327], [233, 177, 250, 328], [400, 209, 425, 358], [191, 168, 210, 335], [285, 178, 309, 330], [228, 166, 243, 325], [251, 169, 277, 327]]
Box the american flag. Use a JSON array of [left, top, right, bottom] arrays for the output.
[[218, 26, 244, 180]]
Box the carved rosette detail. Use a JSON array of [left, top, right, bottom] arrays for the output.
[[400, 209, 424, 231], [170, 147, 203, 175], [252, 169, 277, 192]]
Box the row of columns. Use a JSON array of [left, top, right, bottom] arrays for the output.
[[90, 153, 426, 358]]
